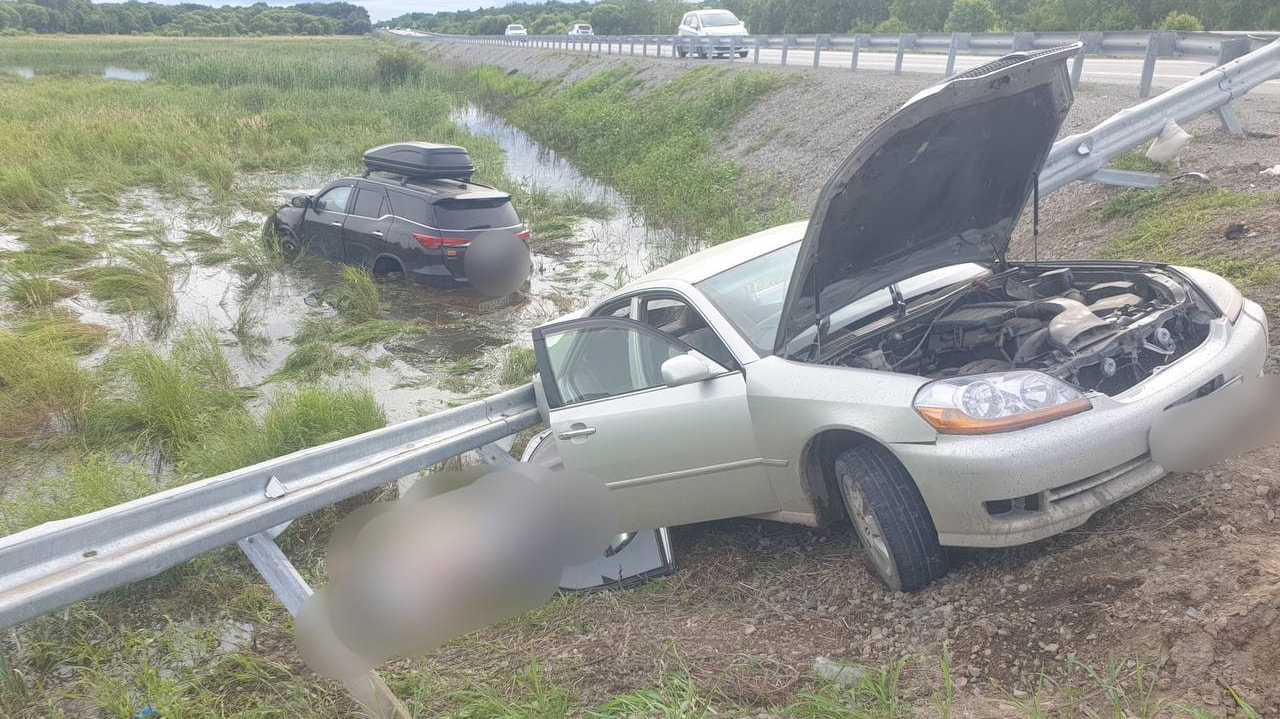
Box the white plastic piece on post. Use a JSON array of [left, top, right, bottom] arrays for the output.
[[1145, 120, 1192, 164]]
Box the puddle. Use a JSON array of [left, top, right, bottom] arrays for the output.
[[5, 66, 151, 81], [9, 107, 697, 425]]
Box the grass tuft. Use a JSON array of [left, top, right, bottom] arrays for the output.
[[180, 385, 385, 478], [1, 453, 158, 534], [0, 329, 97, 439], [12, 307, 108, 355], [270, 340, 366, 382], [3, 272, 77, 307], [75, 245, 176, 324], [86, 327, 246, 455], [499, 346, 538, 387], [332, 266, 381, 321]]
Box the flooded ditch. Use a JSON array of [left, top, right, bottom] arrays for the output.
[[7, 106, 698, 426]]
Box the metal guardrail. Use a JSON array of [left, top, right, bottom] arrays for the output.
[[2, 33, 1278, 717], [395, 29, 1279, 98]]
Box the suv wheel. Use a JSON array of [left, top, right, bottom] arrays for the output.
[[676, 46, 686, 58], [276, 227, 301, 259], [833, 444, 947, 591]]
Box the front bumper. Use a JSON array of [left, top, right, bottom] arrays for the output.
[[892, 301, 1270, 548]]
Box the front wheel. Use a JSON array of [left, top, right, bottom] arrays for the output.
[[675, 46, 686, 58], [834, 445, 947, 591]]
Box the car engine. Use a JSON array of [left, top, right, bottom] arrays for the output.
[[826, 265, 1214, 396]]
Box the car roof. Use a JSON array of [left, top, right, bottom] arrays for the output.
[[352, 175, 511, 203], [629, 221, 805, 287], [690, 8, 737, 15]]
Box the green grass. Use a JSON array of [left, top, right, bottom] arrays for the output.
[[499, 346, 538, 387], [11, 307, 108, 355], [0, 328, 97, 439], [455, 64, 798, 244], [3, 239, 100, 274], [180, 385, 385, 478], [74, 245, 175, 324], [85, 327, 247, 456], [270, 340, 367, 382], [1107, 147, 1172, 174], [332, 266, 381, 321], [1097, 186, 1280, 290], [292, 314, 433, 348], [0, 453, 158, 534], [2, 272, 77, 307]]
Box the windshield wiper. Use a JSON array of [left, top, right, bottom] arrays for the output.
[[889, 284, 907, 318]]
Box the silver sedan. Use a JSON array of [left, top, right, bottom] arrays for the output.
[[523, 46, 1272, 590]]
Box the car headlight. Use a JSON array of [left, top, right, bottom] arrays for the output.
[[1173, 266, 1243, 323], [914, 371, 1091, 435]]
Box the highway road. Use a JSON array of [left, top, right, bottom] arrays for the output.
[[556, 40, 1280, 96]]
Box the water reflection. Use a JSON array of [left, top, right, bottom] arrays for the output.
[[5, 66, 151, 81]]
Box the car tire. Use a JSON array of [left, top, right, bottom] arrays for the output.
[[276, 227, 301, 259], [676, 46, 686, 58], [833, 444, 947, 592], [738, 50, 748, 58]]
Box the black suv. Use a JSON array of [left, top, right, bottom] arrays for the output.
[[272, 143, 529, 286]]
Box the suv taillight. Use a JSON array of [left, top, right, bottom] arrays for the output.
[[515, 227, 531, 242], [412, 233, 470, 250]]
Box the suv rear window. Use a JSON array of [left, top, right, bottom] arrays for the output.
[[387, 189, 430, 225], [431, 198, 519, 231]]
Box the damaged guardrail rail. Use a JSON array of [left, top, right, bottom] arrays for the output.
[[397, 29, 1279, 98], [2, 35, 1278, 717]]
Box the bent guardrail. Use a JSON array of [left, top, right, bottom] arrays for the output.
[[394, 29, 1279, 97]]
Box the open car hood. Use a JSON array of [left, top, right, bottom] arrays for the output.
[[774, 45, 1079, 358]]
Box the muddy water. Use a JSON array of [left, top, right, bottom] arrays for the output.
[[55, 107, 694, 424]]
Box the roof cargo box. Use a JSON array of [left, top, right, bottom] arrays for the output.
[[362, 142, 475, 181]]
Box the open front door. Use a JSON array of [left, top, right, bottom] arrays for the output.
[[532, 317, 779, 533]]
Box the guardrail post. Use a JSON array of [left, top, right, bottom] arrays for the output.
[[1212, 36, 1252, 136], [1012, 32, 1034, 51], [945, 34, 960, 76], [630, 37, 635, 56], [753, 36, 761, 64], [781, 35, 793, 66], [850, 34, 862, 72], [894, 34, 914, 74], [814, 34, 830, 69], [1139, 33, 1158, 98], [238, 532, 413, 719], [1071, 36, 1086, 89]]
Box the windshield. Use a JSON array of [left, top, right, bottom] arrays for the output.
[[695, 243, 800, 355], [697, 242, 990, 357], [699, 11, 741, 27]]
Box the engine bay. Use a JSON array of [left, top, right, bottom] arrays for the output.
[[826, 265, 1215, 395]]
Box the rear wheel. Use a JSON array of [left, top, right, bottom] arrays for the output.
[[834, 444, 947, 591]]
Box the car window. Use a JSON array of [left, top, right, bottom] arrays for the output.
[[542, 324, 691, 407], [431, 198, 519, 231], [386, 189, 429, 225], [639, 296, 735, 369], [351, 187, 387, 219], [695, 242, 802, 355], [313, 186, 352, 214], [700, 11, 741, 27]]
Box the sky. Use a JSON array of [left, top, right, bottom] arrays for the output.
[[109, 0, 513, 23]]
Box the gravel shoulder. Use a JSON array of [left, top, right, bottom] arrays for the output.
[[416, 38, 1280, 716]]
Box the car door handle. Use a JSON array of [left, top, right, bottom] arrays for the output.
[[330, 221, 342, 227], [371, 230, 384, 237], [557, 426, 596, 440]]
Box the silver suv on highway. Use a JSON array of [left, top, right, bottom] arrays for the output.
[[521, 45, 1271, 591], [676, 9, 748, 58]]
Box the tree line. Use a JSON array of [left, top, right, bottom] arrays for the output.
[[382, 0, 1279, 35], [0, 0, 372, 36]]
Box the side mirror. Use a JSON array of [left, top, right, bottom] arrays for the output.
[[661, 353, 712, 387], [290, 195, 310, 209]]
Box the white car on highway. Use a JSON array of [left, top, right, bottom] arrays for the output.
[[504, 24, 528, 38], [521, 46, 1271, 591], [676, 9, 748, 58], [568, 23, 594, 36]]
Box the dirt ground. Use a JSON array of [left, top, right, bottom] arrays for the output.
[[412, 39, 1280, 715]]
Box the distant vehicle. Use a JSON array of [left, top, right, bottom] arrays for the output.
[[568, 23, 594, 36], [272, 143, 530, 288], [676, 9, 748, 58], [504, 24, 528, 37]]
